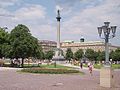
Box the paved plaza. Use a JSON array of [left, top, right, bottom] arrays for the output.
[[0, 67, 120, 90]]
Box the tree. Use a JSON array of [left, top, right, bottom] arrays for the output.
[[93, 51, 100, 63], [36, 50, 44, 60], [96, 51, 105, 62], [110, 48, 120, 62], [85, 49, 95, 61], [0, 27, 10, 58], [9, 24, 41, 67], [74, 49, 83, 61], [65, 48, 73, 62], [45, 50, 54, 61]]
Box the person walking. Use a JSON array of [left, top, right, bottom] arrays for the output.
[[80, 62, 83, 69], [88, 62, 93, 76]]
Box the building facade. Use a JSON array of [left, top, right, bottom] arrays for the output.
[[61, 41, 119, 54], [38, 40, 119, 54], [38, 40, 57, 52]]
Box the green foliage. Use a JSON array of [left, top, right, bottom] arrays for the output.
[[93, 64, 120, 69], [4, 24, 43, 67], [74, 49, 83, 60], [93, 64, 102, 69], [41, 64, 73, 69], [83, 64, 102, 69], [9, 24, 42, 59], [21, 68, 81, 74], [0, 28, 9, 44], [36, 51, 45, 59], [45, 50, 54, 60], [66, 48, 73, 61], [0, 25, 44, 66], [22, 63, 73, 69], [96, 51, 105, 61], [0, 27, 10, 58], [110, 48, 120, 61], [115, 48, 120, 53], [94, 51, 99, 61], [10, 24, 37, 58], [112, 64, 120, 69], [83, 64, 120, 69], [85, 49, 95, 61]]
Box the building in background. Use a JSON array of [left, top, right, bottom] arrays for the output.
[[38, 40, 57, 52], [38, 40, 119, 54], [61, 40, 119, 54]]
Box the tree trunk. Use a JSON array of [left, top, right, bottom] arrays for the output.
[[10, 59, 14, 67], [21, 58, 24, 68]]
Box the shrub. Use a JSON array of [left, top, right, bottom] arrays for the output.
[[21, 68, 81, 74]]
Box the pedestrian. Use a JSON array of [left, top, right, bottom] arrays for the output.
[[80, 62, 83, 69], [87, 62, 90, 67], [89, 63, 93, 75]]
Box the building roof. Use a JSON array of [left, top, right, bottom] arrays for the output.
[[38, 40, 57, 44]]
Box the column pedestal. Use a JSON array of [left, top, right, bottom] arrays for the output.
[[100, 67, 114, 88]]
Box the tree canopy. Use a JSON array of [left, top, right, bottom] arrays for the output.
[[0, 24, 43, 67], [110, 48, 120, 61], [65, 48, 73, 62], [74, 49, 83, 61], [45, 50, 54, 60], [9, 24, 39, 59], [0, 27, 10, 58], [85, 49, 95, 61]]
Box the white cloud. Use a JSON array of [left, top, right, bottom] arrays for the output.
[[56, 5, 62, 11], [60, 0, 120, 45], [0, 0, 21, 7], [0, 3, 56, 41], [13, 5, 46, 21], [29, 24, 56, 41], [0, 0, 120, 46], [0, 3, 50, 38]]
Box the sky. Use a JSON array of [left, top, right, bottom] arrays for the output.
[[0, 0, 120, 46]]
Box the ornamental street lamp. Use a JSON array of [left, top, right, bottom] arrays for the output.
[[98, 22, 117, 88], [97, 22, 117, 67]]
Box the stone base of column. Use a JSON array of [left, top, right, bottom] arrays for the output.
[[52, 55, 66, 64], [100, 67, 114, 88]]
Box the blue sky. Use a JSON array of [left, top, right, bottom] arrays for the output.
[[0, 0, 120, 46]]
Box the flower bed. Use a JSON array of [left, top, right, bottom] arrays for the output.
[[21, 68, 81, 74]]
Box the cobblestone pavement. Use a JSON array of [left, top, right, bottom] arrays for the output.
[[0, 67, 120, 90]]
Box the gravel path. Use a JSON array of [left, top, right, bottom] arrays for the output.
[[0, 67, 120, 90]]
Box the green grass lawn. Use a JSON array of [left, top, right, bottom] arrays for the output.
[[20, 64, 84, 74], [111, 64, 120, 69], [40, 64, 73, 69], [93, 64, 102, 69], [83, 64, 120, 69], [23, 64, 73, 69], [4, 63, 120, 69]]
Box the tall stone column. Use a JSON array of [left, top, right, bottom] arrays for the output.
[[56, 10, 61, 49], [52, 10, 65, 64]]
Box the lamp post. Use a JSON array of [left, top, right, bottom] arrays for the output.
[[98, 22, 117, 88], [98, 22, 117, 67]]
